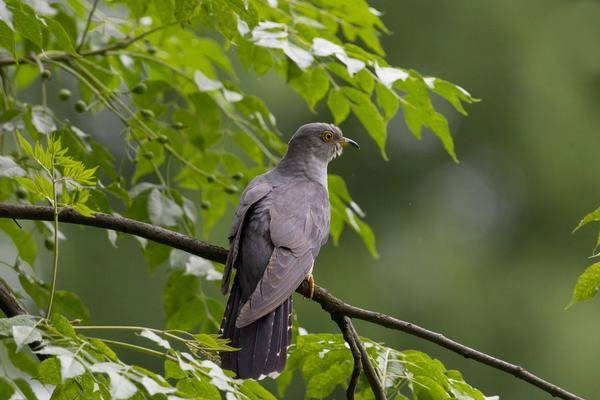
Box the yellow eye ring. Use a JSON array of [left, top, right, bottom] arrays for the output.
[[322, 130, 334, 142]]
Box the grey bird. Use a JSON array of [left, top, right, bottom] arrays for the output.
[[219, 122, 359, 379]]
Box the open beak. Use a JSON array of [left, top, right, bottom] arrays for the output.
[[340, 137, 360, 149]]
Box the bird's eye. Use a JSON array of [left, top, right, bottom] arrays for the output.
[[321, 130, 334, 142]]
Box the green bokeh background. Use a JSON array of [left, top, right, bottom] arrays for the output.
[[3, 0, 600, 398]]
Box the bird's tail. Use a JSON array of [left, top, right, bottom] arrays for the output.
[[219, 279, 293, 379]]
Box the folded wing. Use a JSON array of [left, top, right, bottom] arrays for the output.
[[236, 181, 329, 328]]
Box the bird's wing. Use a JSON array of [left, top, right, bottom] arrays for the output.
[[235, 181, 329, 328], [221, 174, 272, 294]]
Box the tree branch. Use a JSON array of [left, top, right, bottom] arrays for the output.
[[0, 23, 177, 67], [0, 202, 585, 400], [332, 314, 363, 400]]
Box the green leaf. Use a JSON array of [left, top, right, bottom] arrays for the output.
[[399, 76, 458, 162], [0, 155, 25, 177], [239, 379, 277, 400], [164, 359, 186, 379], [428, 78, 478, 116], [89, 338, 118, 361], [0, 377, 15, 399], [355, 68, 375, 94], [174, 0, 200, 21], [39, 357, 62, 385], [177, 377, 221, 400], [327, 89, 350, 125], [148, 188, 183, 227], [50, 313, 76, 337], [45, 17, 76, 54], [14, 378, 36, 400], [163, 270, 202, 330], [375, 82, 399, 121], [574, 205, 600, 231], [142, 241, 171, 274], [0, 219, 36, 265], [289, 66, 330, 111], [306, 362, 351, 399], [6, 341, 39, 376], [568, 262, 600, 307], [0, 20, 15, 59], [12, 4, 43, 48], [341, 86, 388, 159], [412, 376, 448, 400]]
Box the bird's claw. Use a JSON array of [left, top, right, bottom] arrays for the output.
[[308, 274, 315, 299]]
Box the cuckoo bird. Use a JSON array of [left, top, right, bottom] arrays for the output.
[[219, 122, 359, 379]]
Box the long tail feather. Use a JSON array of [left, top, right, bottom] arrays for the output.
[[220, 280, 293, 379]]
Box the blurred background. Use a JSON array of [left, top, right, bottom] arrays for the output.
[[3, 0, 600, 398]]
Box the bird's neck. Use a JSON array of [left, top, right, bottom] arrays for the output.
[[275, 151, 328, 187]]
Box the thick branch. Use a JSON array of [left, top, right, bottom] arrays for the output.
[[0, 278, 27, 317], [0, 202, 585, 400]]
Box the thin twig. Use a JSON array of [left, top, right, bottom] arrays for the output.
[[0, 202, 586, 400], [332, 314, 363, 400], [78, 0, 101, 52], [346, 318, 386, 400], [0, 22, 177, 67]]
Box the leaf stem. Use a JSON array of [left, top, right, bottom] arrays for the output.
[[92, 337, 172, 360], [46, 165, 59, 318]]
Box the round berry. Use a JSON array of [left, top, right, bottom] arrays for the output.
[[41, 69, 51, 80], [140, 109, 155, 119], [206, 174, 216, 183], [172, 121, 185, 130], [157, 134, 169, 144], [58, 88, 71, 100], [200, 200, 211, 209], [132, 83, 147, 94], [224, 185, 238, 194], [16, 187, 26, 199], [232, 172, 244, 181], [74, 100, 86, 113]]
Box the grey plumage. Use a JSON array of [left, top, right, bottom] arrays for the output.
[[219, 122, 358, 379]]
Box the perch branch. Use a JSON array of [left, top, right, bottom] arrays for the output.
[[0, 202, 585, 400]]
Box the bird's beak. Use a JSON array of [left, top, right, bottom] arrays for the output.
[[340, 137, 360, 149]]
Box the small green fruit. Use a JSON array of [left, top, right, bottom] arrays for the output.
[[172, 121, 185, 130], [140, 109, 155, 119], [146, 45, 156, 54], [206, 174, 216, 183], [132, 83, 147, 94], [200, 200, 211, 209], [143, 151, 154, 159], [74, 100, 86, 113], [232, 172, 244, 181], [157, 134, 169, 144], [58, 88, 71, 100], [41, 69, 51, 80], [16, 187, 27, 199], [44, 237, 55, 251], [224, 185, 238, 194]]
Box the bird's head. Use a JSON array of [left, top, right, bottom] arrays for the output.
[[287, 122, 359, 163]]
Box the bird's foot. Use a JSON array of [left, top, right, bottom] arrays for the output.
[[308, 274, 315, 299]]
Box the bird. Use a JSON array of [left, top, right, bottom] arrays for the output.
[[219, 122, 359, 380]]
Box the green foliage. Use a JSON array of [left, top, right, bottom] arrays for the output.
[[277, 333, 485, 400], [0, 0, 480, 398], [571, 206, 600, 306]]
